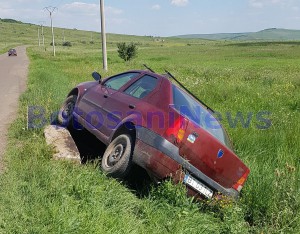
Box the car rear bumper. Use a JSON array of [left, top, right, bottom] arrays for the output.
[[135, 127, 239, 199]]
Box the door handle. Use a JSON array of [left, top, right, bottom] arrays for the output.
[[129, 104, 135, 109]]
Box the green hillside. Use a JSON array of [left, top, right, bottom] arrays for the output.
[[175, 32, 247, 40], [175, 28, 300, 41], [0, 19, 182, 54]]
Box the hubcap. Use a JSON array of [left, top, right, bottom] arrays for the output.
[[107, 143, 125, 167]]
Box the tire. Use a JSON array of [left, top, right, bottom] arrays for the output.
[[57, 95, 77, 127], [101, 134, 133, 178]]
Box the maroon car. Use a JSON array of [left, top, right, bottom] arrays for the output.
[[8, 48, 17, 56], [58, 69, 250, 199]]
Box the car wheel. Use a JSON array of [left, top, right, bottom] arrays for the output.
[[57, 95, 77, 127], [101, 134, 133, 178]]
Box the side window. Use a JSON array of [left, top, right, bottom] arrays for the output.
[[103, 72, 138, 90], [124, 75, 158, 99]]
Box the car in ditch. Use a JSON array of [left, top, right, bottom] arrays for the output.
[[58, 68, 250, 199], [8, 48, 17, 56]]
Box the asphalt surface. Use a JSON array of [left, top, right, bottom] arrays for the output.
[[0, 46, 28, 172]]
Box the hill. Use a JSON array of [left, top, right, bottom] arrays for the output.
[[0, 18, 23, 24], [0, 19, 177, 54], [175, 28, 300, 41]]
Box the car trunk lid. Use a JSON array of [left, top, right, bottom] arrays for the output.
[[179, 120, 250, 190]]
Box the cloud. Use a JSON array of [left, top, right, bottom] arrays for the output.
[[108, 18, 129, 25], [106, 6, 123, 15], [62, 2, 123, 15], [151, 4, 161, 10], [249, 0, 264, 8], [62, 2, 98, 14], [249, 0, 296, 8], [171, 0, 189, 7]]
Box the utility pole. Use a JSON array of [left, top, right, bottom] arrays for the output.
[[42, 26, 45, 47], [62, 30, 65, 43], [100, 0, 108, 71], [44, 6, 57, 56], [39, 21, 45, 47], [38, 27, 40, 46]]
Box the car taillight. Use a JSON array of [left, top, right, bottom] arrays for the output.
[[232, 170, 250, 192], [177, 128, 185, 143], [166, 115, 189, 144]]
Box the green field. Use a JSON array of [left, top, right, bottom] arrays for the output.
[[0, 20, 299, 233]]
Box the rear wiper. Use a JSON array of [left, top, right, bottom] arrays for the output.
[[143, 64, 156, 73], [165, 70, 214, 113]]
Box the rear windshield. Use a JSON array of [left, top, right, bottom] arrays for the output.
[[172, 85, 232, 149]]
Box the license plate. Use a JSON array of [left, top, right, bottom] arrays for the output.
[[183, 174, 213, 198]]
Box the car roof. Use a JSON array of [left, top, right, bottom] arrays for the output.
[[124, 70, 171, 81], [126, 69, 214, 111]]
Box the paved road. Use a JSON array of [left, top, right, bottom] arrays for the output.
[[0, 46, 28, 172]]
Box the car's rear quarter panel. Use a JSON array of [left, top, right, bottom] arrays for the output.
[[133, 139, 179, 179]]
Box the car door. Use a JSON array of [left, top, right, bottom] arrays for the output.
[[100, 75, 159, 137], [77, 72, 139, 134]]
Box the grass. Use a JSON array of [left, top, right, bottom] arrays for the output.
[[0, 21, 300, 233]]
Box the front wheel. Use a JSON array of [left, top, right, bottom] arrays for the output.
[[101, 134, 133, 178], [57, 95, 77, 127]]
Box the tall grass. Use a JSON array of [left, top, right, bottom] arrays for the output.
[[0, 22, 299, 233]]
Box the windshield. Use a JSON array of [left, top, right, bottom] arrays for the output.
[[172, 85, 232, 149]]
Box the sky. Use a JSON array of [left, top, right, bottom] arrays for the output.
[[1, 0, 300, 36]]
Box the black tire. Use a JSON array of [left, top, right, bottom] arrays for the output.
[[57, 95, 77, 127], [101, 134, 133, 178]]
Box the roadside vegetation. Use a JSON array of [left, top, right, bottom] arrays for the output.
[[117, 42, 138, 61], [0, 21, 299, 233]]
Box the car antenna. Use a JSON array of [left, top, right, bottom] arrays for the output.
[[164, 70, 214, 113], [143, 64, 155, 73]]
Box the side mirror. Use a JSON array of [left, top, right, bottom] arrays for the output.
[[92, 71, 102, 82]]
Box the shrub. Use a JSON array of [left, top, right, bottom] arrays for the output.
[[62, 41, 72, 47], [117, 42, 138, 62]]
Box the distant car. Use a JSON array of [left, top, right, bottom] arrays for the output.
[[8, 49, 17, 56], [58, 69, 250, 199]]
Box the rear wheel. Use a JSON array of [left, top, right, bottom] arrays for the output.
[[101, 134, 133, 178], [57, 95, 77, 127]]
